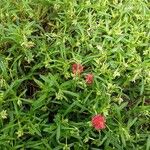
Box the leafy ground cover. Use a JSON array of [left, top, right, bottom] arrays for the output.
[[0, 0, 150, 149]]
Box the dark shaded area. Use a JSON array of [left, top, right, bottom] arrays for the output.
[[144, 99, 150, 105], [25, 79, 40, 98], [68, 110, 89, 122], [17, 79, 39, 99], [20, 60, 35, 74], [48, 111, 57, 123], [47, 103, 60, 123]]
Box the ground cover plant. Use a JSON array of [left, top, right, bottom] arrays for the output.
[[0, 0, 150, 149]]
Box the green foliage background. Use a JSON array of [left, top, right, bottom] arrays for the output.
[[0, 0, 150, 149]]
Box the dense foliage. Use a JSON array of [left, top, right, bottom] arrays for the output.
[[0, 0, 150, 149]]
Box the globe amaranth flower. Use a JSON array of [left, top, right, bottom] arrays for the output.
[[72, 63, 84, 75], [91, 114, 106, 130], [85, 73, 94, 84]]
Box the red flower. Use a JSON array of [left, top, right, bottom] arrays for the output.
[[72, 63, 84, 75], [91, 114, 106, 130], [85, 73, 94, 84]]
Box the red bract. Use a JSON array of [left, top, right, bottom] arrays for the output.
[[91, 114, 106, 130], [85, 73, 94, 84], [72, 63, 84, 75]]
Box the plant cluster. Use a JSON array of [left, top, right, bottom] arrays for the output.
[[0, 0, 150, 149]]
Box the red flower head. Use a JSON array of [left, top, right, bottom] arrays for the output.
[[72, 63, 84, 75], [91, 114, 106, 130], [85, 73, 94, 84]]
